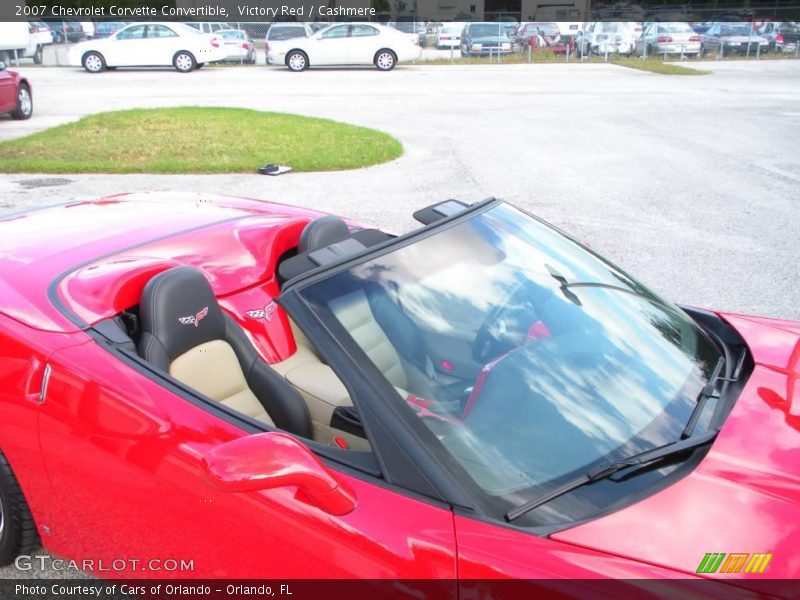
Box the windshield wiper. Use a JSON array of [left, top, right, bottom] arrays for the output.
[[682, 356, 726, 439], [505, 429, 718, 522]]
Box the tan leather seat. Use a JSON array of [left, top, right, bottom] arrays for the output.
[[137, 267, 312, 438]]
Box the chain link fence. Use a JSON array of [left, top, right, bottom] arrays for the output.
[[11, 20, 800, 68]]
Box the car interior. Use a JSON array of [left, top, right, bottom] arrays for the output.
[[98, 202, 471, 453]]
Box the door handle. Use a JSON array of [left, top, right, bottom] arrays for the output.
[[24, 358, 51, 405]]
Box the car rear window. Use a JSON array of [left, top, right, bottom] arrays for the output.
[[269, 27, 307, 40]]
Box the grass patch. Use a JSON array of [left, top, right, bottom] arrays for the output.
[[609, 57, 708, 75], [419, 53, 708, 74], [0, 107, 402, 174]]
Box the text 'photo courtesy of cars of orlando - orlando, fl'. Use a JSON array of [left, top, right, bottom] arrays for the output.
[[0, 2, 800, 600]]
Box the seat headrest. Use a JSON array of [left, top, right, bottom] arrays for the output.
[[299, 215, 350, 254], [138, 267, 226, 365]]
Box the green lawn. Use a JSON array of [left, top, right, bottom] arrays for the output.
[[610, 57, 708, 75], [0, 107, 403, 173], [422, 53, 708, 74]]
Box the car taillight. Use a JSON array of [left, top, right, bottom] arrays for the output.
[[242, 42, 251, 49], [211, 37, 220, 48], [264, 41, 270, 52], [776, 34, 784, 44], [657, 36, 673, 43], [689, 35, 701, 42]]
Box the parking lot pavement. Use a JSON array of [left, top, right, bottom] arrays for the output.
[[0, 60, 799, 329]]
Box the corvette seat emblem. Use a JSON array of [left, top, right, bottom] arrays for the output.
[[246, 302, 278, 322], [178, 306, 209, 327]]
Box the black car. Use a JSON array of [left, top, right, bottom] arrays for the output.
[[700, 22, 769, 56], [461, 22, 513, 57], [42, 19, 85, 43]]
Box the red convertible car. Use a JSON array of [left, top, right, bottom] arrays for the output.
[[0, 62, 32, 120], [0, 194, 798, 591]]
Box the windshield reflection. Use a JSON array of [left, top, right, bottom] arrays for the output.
[[300, 204, 721, 505]]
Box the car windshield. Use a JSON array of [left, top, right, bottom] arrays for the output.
[[220, 30, 245, 39], [298, 203, 722, 521], [470, 24, 510, 37]]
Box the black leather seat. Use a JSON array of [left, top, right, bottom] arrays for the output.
[[137, 266, 312, 438], [293, 217, 431, 389], [298, 215, 351, 253]]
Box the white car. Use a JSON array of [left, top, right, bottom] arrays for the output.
[[575, 21, 638, 56], [0, 23, 37, 65], [264, 23, 313, 65], [636, 22, 701, 57], [68, 22, 227, 73], [268, 23, 421, 72], [435, 23, 463, 48]]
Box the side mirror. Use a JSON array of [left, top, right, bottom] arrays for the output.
[[0, 62, 6, 71], [202, 432, 356, 516]]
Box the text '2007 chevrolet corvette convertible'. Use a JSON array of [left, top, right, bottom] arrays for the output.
[[0, 194, 798, 592]]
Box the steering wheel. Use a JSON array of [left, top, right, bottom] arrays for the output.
[[471, 278, 551, 363]]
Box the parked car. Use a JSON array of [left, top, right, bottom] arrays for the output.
[[264, 23, 313, 65], [514, 22, 572, 54], [91, 22, 128, 40], [435, 23, 463, 48], [387, 20, 428, 46], [184, 22, 233, 34], [28, 22, 54, 64], [308, 22, 330, 33], [635, 22, 701, 57], [79, 22, 95, 39], [269, 23, 421, 72], [42, 19, 86, 44], [68, 22, 227, 73], [557, 22, 583, 37], [0, 61, 32, 120], [0, 194, 797, 582], [574, 21, 638, 56], [758, 21, 800, 52], [0, 23, 37, 65], [217, 30, 256, 63], [460, 22, 513, 57], [700, 22, 769, 56]]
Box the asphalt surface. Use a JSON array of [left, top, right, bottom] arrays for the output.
[[0, 58, 799, 578]]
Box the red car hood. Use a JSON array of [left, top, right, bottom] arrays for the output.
[[552, 313, 800, 585]]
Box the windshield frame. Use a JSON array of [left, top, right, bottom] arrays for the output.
[[279, 199, 726, 531]]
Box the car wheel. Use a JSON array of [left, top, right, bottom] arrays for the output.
[[374, 49, 396, 71], [82, 51, 105, 73], [0, 450, 38, 566], [173, 51, 196, 73], [11, 84, 33, 120], [286, 50, 308, 72], [33, 45, 43, 65]]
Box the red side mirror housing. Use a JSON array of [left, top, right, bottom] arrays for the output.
[[202, 432, 356, 516]]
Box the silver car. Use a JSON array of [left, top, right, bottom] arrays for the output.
[[636, 22, 701, 57], [218, 30, 256, 63]]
